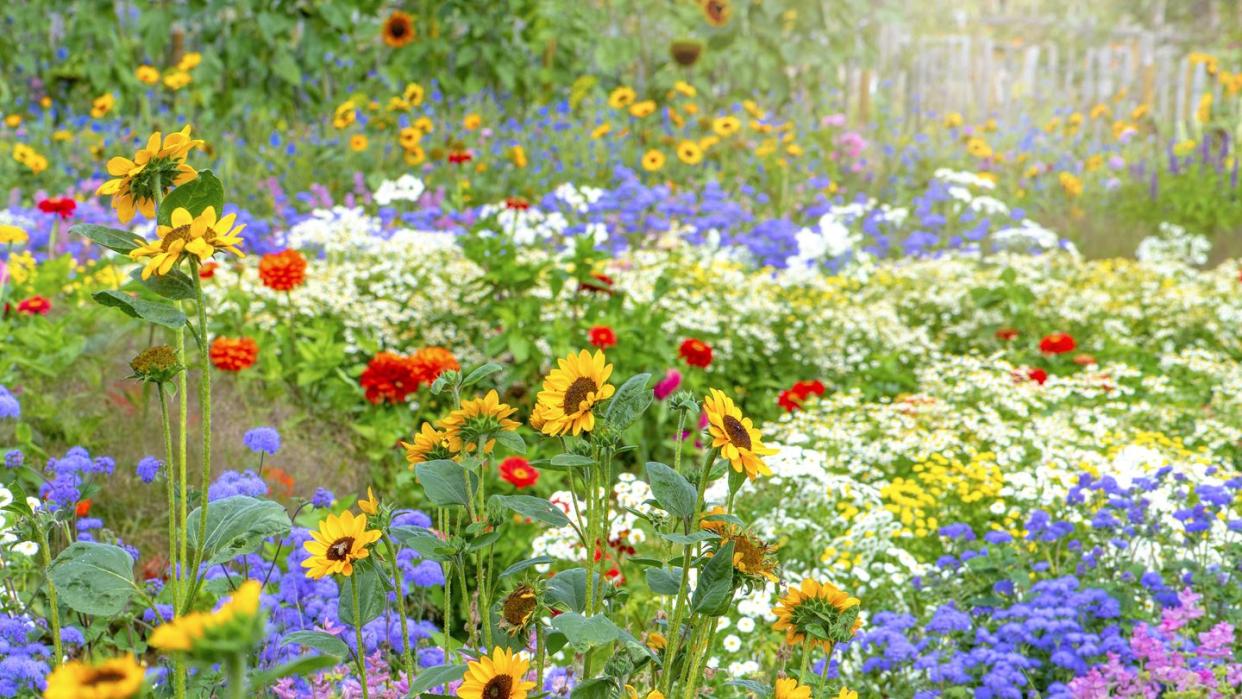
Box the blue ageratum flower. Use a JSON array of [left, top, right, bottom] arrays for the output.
[[208, 470, 268, 501], [310, 487, 334, 509], [0, 386, 19, 420], [136, 456, 162, 483], [243, 426, 281, 455]]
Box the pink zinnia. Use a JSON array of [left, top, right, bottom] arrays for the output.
[[653, 368, 682, 400]]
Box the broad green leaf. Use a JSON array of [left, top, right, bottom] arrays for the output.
[[644, 462, 696, 520], [546, 568, 603, 613], [691, 541, 735, 616], [407, 663, 467, 695], [462, 362, 503, 387], [551, 612, 621, 650], [390, 526, 451, 561], [131, 267, 196, 300], [658, 531, 718, 546], [490, 494, 571, 527], [157, 170, 225, 226], [279, 630, 349, 658], [570, 677, 617, 699], [491, 430, 526, 455], [93, 291, 187, 330], [186, 496, 292, 566], [604, 372, 652, 430], [550, 454, 594, 468], [337, 563, 385, 627], [49, 542, 137, 616], [498, 556, 554, 578], [645, 567, 685, 595], [71, 224, 143, 255], [415, 460, 476, 507]]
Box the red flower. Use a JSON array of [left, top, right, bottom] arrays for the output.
[[75, 499, 92, 517], [778, 379, 826, 412], [579, 273, 615, 295], [199, 261, 219, 279], [499, 456, 540, 489], [1039, 332, 1076, 354], [448, 150, 473, 164], [408, 346, 460, 385], [265, 466, 295, 497], [1073, 354, 1098, 366], [588, 325, 617, 349], [678, 338, 713, 368], [359, 352, 422, 404], [209, 336, 259, 372], [504, 197, 530, 211], [37, 196, 76, 219], [995, 327, 1019, 341], [1026, 367, 1048, 385], [258, 249, 307, 291], [16, 295, 51, 316]]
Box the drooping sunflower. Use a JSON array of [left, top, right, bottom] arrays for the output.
[[772, 578, 862, 653], [97, 126, 202, 223], [533, 349, 616, 436], [702, 0, 731, 26], [703, 388, 776, 480], [773, 678, 812, 699], [458, 647, 537, 699], [129, 206, 245, 279], [149, 579, 263, 653], [438, 389, 520, 453], [498, 583, 538, 635], [381, 10, 416, 47], [401, 421, 454, 465], [44, 654, 145, 699], [720, 529, 780, 583], [302, 510, 382, 579]]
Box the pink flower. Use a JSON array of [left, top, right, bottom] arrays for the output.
[[653, 368, 682, 400]]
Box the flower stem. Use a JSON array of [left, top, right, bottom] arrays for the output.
[[36, 526, 62, 665], [226, 653, 246, 699], [382, 535, 416, 685], [798, 636, 813, 681], [179, 266, 213, 615], [157, 385, 178, 613], [351, 574, 370, 699], [176, 308, 189, 601]]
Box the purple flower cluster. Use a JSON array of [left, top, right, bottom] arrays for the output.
[[207, 469, 269, 501]]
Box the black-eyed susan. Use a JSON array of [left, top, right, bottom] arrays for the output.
[[163, 70, 191, 90], [400, 422, 454, 465], [302, 510, 382, 579], [641, 149, 666, 172], [399, 126, 423, 150], [149, 579, 263, 655], [712, 115, 741, 137], [333, 100, 357, 129], [835, 689, 859, 699], [498, 583, 538, 635], [97, 126, 202, 223], [135, 65, 160, 85], [533, 349, 616, 436], [129, 206, 245, 279], [629, 100, 656, 118], [413, 116, 434, 134], [646, 631, 667, 651], [349, 134, 368, 152], [702, 0, 731, 26], [773, 678, 812, 699], [439, 389, 520, 454], [590, 122, 612, 140], [704, 388, 776, 480], [177, 52, 202, 71], [403, 82, 425, 106], [44, 654, 145, 699], [463, 112, 482, 130], [382, 10, 416, 47], [772, 578, 862, 653], [458, 647, 537, 699], [403, 145, 426, 166], [676, 140, 703, 165], [608, 86, 637, 109]]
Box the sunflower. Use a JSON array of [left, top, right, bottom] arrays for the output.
[[403, 82, 425, 106], [149, 579, 263, 653], [773, 678, 811, 699], [129, 206, 245, 280], [302, 510, 382, 579], [629, 100, 656, 118], [712, 115, 741, 137], [772, 578, 862, 653], [458, 647, 537, 699], [608, 86, 637, 109], [720, 529, 779, 582], [676, 140, 703, 165], [44, 654, 144, 699], [670, 39, 703, 67], [438, 389, 520, 453], [702, 0, 731, 26], [349, 134, 369, 152], [97, 126, 202, 223], [533, 349, 616, 436], [381, 11, 416, 47], [399, 126, 423, 150], [358, 486, 380, 516], [703, 389, 776, 480], [498, 583, 538, 635], [401, 422, 454, 465], [641, 149, 666, 172]]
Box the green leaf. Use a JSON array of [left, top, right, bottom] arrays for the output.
[[71, 223, 143, 255], [415, 459, 476, 507], [645, 567, 684, 595], [157, 170, 225, 226], [271, 51, 302, 85], [491, 430, 526, 455], [691, 541, 735, 616], [279, 630, 349, 658], [490, 495, 571, 527], [390, 526, 451, 561], [498, 556, 554, 578], [546, 568, 603, 613], [131, 267, 196, 300], [551, 612, 622, 650], [658, 531, 718, 546], [49, 542, 137, 616], [186, 496, 292, 567], [249, 654, 339, 690], [337, 563, 385, 627], [570, 677, 617, 699], [407, 663, 467, 695], [604, 372, 652, 430], [550, 454, 595, 468], [93, 291, 188, 330], [644, 462, 697, 520], [462, 362, 503, 387]]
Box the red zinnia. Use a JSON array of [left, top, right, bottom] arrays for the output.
[[258, 249, 307, 291], [504, 197, 530, 211], [499, 456, 539, 489], [448, 150, 473, 164], [1039, 332, 1076, 354], [75, 498, 92, 517], [37, 196, 76, 219], [209, 336, 259, 372], [199, 261, 219, 279], [16, 295, 51, 316], [359, 351, 422, 404], [408, 346, 460, 385], [1026, 367, 1048, 385], [679, 338, 713, 368], [778, 379, 826, 412], [995, 327, 1019, 341], [588, 325, 617, 349]]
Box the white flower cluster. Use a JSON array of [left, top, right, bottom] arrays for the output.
[[529, 473, 653, 572], [373, 174, 426, 206], [1135, 221, 1212, 269]]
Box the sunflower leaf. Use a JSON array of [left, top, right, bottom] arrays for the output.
[[130, 267, 196, 300], [498, 556, 555, 578], [644, 461, 697, 520], [407, 664, 467, 696], [71, 223, 143, 255], [157, 169, 225, 226], [551, 612, 622, 650], [336, 563, 385, 627], [49, 542, 138, 617], [604, 372, 652, 431], [490, 494, 571, 527], [415, 459, 476, 507], [691, 540, 735, 616], [93, 290, 188, 330], [491, 429, 526, 455], [279, 630, 349, 659], [461, 362, 503, 387], [186, 495, 292, 567]]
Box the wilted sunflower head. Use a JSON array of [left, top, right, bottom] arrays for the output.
[[721, 529, 780, 584], [129, 345, 183, 384], [382, 10, 416, 47], [498, 583, 539, 635], [670, 40, 703, 67]]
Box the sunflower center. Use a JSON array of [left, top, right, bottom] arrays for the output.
[[84, 669, 128, 686], [502, 588, 537, 628], [722, 415, 751, 450], [163, 224, 193, 247], [327, 536, 355, 561], [562, 377, 598, 414], [482, 675, 513, 699], [390, 21, 408, 37]]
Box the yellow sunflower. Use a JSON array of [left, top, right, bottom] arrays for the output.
[[641, 149, 666, 172], [149, 579, 262, 653], [712, 115, 741, 137], [676, 140, 703, 165], [772, 578, 862, 653], [44, 654, 144, 699], [721, 529, 779, 582], [96, 126, 202, 223], [773, 678, 812, 699], [628, 100, 656, 118], [703, 388, 776, 480], [302, 510, 382, 579], [399, 126, 423, 150], [403, 82, 425, 106], [458, 647, 536, 699], [402, 422, 454, 466], [349, 134, 369, 152], [129, 206, 246, 280], [438, 389, 520, 453], [381, 10, 416, 47], [702, 0, 731, 26], [608, 86, 636, 109], [533, 349, 616, 436]]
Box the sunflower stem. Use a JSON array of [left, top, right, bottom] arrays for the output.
[[439, 509, 455, 675], [535, 620, 546, 691], [798, 635, 813, 682], [157, 385, 178, 613], [381, 535, 416, 685], [179, 264, 214, 616], [351, 573, 370, 699], [176, 302, 189, 605], [226, 653, 246, 699], [36, 525, 62, 666]]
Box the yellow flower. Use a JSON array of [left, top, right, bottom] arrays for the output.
[[177, 52, 202, 71], [97, 126, 202, 223], [608, 86, 637, 109], [414, 116, 434, 134], [464, 112, 482, 130], [403, 82, 425, 106], [90, 92, 115, 119], [699, 135, 720, 151], [510, 144, 528, 169], [772, 578, 862, 653], [1197, 93, 1213, 123], [404, 145, 426, 165], [1131, 103, 1150, 120], [646, 631, 667, 650], [629, 100, 656, 118], [943, 112, 963, 128], [358, 487, 379, 515], [702, 0, 731, 26], [835, 689, 859, 699], [1173, 139, 1197, 157], [135, 65, 160, 84], [162, 70, 192, 90], [704, 388, 776, 480], [149, 579, 262, 652], [1058, 172, 1083, 198], [966, 137, 992, 159], [1089, 103, 1112, 120], [786, 143, 804, 158], [438, 389, 521, 453], [458, 647, 536, 699], [773, 678, 812, 699], [721, 529, 779, 582], [399, 126, 423, 150], [641, 149, 666, 172], [712, 115, 741, 137], [52, 130, 73, 142], [349, 134, 369, 152], [130, 206, 245, 279], [0, 225, 29, 246], [400, 422, 453, 465], [591, 123, 612, 139], [672, 79, 696, 97], [382, 11, 416, 47], [302, 510, 382, 578], [533, 349, 616, 436], [676, 140, 703, 165], [742, 99, 764, 119], [4, 114, 21, 128], [333, 100, 357, 129], [44, 654, 144, 699]]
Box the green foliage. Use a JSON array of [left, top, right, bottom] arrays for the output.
[[49, 541, 139, 616], [185, 495, 292, 567]]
